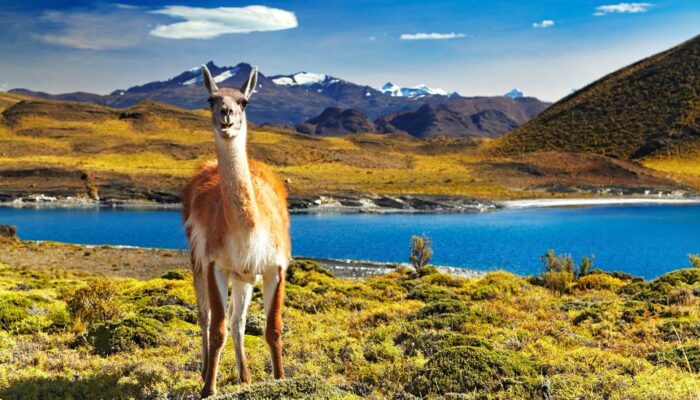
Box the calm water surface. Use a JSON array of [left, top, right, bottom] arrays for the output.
[[1, 204, 699, 278]]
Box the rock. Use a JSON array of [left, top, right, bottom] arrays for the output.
[[0, 225, 17, 238]]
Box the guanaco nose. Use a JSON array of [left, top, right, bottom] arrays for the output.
[[220, 107, 234, 126]]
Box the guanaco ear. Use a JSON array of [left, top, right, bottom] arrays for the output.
[[201, 65, 218, 94], [241, 66, 258, 101]]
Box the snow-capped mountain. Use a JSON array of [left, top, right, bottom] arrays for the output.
[[505, 88, 524, 99], [270, 72, 339, 87], [11, 61, 549, 127], [380, 82, 448, 98]]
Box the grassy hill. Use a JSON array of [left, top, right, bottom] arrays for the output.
[[499, 35, 700, 160], [0, 92, 690, 202], [0, 237, 699, 399]]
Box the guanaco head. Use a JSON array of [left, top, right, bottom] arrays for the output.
[[201, 64, 258, 140]]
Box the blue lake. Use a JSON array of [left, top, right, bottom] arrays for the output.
[[1, 204, 699, 279]]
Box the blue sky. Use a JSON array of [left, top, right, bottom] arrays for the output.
[[0, 0, 698, 100]]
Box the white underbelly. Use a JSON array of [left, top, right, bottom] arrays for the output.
[[186, 218, 287, 280]]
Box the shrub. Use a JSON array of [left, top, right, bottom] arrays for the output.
[[576, 273, 626, 291], [657, 320, 700, 342], [470, 271, 524, 300], [409, 234, 432, 275], [212, 376, 359, 400], [286, 260, 334, 286], [65, 280, 124, 325], [406, 284, 456, 303], [542, 271, 574, 295], [647, 345, 700, 373], [573, 310, 602, 325], [87, 316, 163, 356], [245, 313, 265, 336], [668, 288, 694, 306], [398, 331, 493, 357], [160, 270, 189, 280], [540, 250, 596, 294], [623, 269, 700, 303], [139, 305, 196, 324], [0, 294, 69, 334], [689, 254, 700, 268], [406, 346, 537, 397], [411, 299, 467, 319]]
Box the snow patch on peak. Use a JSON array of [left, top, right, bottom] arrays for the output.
[[380, 82, 447, 98], [213, 67, 239, 83], [181, 67, 239, 86], [272, 72, 336, 87], [505, 88, 523, 99]]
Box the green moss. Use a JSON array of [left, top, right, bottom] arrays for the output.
[[87, 316, 163, 356], [245, 313, 265, 336], [64, 279, 124, 324], [406, 346, 538, 397], [397, 331, 493, 357], [139, 305, 196, 324], [647, 345, 700, 373], [470, 271, 525, 300], [406, 283, 457, 303], [213, 376, 359, 400], [160, 269, 190, 281], [286, 260, 334, 286], [621, 269, 700, 303], [409, 300, 505, 330]]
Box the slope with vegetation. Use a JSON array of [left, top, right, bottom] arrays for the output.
[[499, 35, 700, 160], [0, 234, 699, 399], [0, 92, 686, 203]]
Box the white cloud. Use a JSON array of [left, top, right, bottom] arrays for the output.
[[532, 19, 555, 29], [368, 36, 376, 41], [149, 5, 298, 40], [594, 3, 653, 16], [400, 32, 466, 41], [33, 9, 149, 50], [113, 3, 140, 9]]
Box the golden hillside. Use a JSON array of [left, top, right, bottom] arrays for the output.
[[0, 92, 690, 202]]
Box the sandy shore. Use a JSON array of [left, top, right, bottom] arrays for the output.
[[499, 197, 700, 209], [0, 236, 485, 280]]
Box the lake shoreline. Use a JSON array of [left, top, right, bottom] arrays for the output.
[[2, 192, 700, 213], [0, 234, 485, 280]]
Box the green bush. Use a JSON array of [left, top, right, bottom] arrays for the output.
[[212, 376, 359, 400], [139, 305, 196, 324], [286, 259, 334, 286], [576, 273, 626, 291], [160, 269, 189, 280], [245, 313, 265, 336], [406, 346, 537, 397], [647, 345, 700, 373], [470, 271, 524, 300], [688, 254, 700, 268], [87, 316, 163, 356], [411, 299, 467, 319], [542, 271, 575, 295], [65, 280, 124, 324], [409, 234, 433, 275], [621, 269, 700, 303], [398, 331, 493, 357], [406, 283, 457, 303]]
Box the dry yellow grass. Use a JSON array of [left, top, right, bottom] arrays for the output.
[[0, 95, 693, 200]]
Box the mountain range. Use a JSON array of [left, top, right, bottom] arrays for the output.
[[11, 62, 549, 135]]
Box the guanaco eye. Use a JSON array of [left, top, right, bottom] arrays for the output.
[[240, 99, 249, 109]]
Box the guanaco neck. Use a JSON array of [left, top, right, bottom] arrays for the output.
[[215, 127, 258, 229]]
